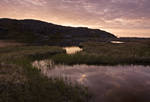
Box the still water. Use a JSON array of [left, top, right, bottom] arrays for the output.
[[111, 41, 125, 44], [63, 46, 83, 54], [32, 61, 150, 102]]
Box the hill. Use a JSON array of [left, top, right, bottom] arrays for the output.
[[0, 18, 116, 46]]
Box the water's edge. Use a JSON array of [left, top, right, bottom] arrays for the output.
[[32, 60, 150, 102]]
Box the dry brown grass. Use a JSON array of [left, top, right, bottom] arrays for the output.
[[0, 63, 27, 84], [0, 40, 24, 48]]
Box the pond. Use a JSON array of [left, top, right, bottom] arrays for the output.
[[111, 41, 125, 44], [63, 46, 83, 54], [32, 61, 150, 102]]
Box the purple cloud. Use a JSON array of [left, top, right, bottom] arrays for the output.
[[0, 0, 150, 33]]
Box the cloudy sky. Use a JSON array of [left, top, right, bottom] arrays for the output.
[[0, 0, 150, 37]]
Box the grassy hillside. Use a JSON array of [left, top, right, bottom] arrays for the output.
[[0, 18, 116, 46]]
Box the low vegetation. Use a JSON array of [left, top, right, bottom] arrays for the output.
[[0, 39, 149, 102], [0, 46, 91, 102], [51, 41, 150, 65]]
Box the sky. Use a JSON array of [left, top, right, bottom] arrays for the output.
[[0, 0, 150, 37]]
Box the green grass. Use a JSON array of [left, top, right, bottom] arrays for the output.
[[0, 40, 149, 102], [51, 41, 150, 65], [0, 46, 92, 102]]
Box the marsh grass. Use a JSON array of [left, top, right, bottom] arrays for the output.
[[0, 46, 92, 102], [0, 41, 149, 102], [51, 41, 150, 65]]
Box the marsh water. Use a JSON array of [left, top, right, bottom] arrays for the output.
[[32, 46, 150, 102], [32, 60, 150, 102], [111, 41, 125, 44], [63, 46, 83, 54]]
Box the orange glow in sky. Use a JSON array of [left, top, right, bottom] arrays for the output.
[[0, 0, 150, 37]]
